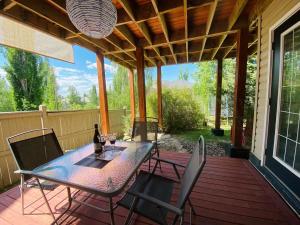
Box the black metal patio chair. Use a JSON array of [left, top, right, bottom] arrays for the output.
[[7, 128, 64, 215], [118, 135, 206, 225], [128, 117, 160, 170]]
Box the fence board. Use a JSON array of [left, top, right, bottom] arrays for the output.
[[0, 108, 126, 189]]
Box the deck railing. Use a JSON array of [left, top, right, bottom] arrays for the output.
[[0, 106, 127, 189]]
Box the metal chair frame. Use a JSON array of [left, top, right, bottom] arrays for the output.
[[129, 117, 161, 171], [7, 128, 64, 219], [119, 135, 206, 225]]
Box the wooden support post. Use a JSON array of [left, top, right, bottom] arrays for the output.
[[231, 27, 249, 158], [157, 62, 163, 128], [128, 68, 135, 124], [136, 47, 146, 122], [212, 58, 224, 136], [96, 51, 110, 135]]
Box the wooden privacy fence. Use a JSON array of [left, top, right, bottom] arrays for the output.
[[0, 106, 127, 189]]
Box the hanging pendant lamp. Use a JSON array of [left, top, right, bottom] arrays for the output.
[[66, 0, 117, 39]]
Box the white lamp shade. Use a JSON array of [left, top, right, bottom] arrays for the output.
[[66, 0, 117, 39]]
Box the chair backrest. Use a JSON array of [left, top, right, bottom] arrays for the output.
[[7, 128, 63, 171], [176, 135, 206, 209], [131, 117, 158, 142]]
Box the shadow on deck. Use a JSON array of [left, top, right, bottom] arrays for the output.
[[0, 151, 298, 225]]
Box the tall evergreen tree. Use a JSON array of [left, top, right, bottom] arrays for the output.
[[0, 78, 15, 112], [43, 61, 61, 110], [67, 85, 83, 109], [3, 48, 47, 110], [86, 85, 99, 108]]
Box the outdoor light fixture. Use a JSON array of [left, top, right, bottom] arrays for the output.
[[66, 0, 117, 39]]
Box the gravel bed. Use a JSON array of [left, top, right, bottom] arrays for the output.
[[157, 134, 226, 157]]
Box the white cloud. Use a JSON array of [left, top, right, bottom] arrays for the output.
[[53, 66, 97, 96], [105, 64, 117, 74], [86, 60, 97, 69], [85, 60, 116, 74], [53, 66, 82, 76]]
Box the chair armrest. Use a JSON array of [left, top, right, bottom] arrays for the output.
[[15, 169, 33, 175], [152, 157, 186, 168], [128, 190, 183, 216], [123, 137, 132, 141]]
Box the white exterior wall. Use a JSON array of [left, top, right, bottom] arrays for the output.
[[252, 0, 300, 161]]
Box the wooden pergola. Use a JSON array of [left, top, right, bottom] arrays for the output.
[[0, 0, 272, 156]]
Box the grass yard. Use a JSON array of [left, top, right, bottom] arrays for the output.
[[174, 126, 231, 143]]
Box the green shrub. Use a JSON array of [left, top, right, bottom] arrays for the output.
[[147, 88, 204, 133]]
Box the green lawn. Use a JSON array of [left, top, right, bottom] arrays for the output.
[[174, 127, 231, 143]]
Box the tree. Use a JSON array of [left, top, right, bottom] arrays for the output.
[[67, 86, 83, 109], [0, 78, 15, 112], [107, 63, 130, 109], [178, 68, 189, 81], [3, 48, 47, 111], [43, 61, 61, 110], [85, 85, 99, 109], [193, 61, 216, 116]]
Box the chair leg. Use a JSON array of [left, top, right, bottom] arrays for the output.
[[179, 215, 184, 225], [188, 198, 197, 215], [148, 156, 151, 172], [172, 215, 179, 225], [20, 175, 25, 215], [124, 197, 138, 225], [36, 178, 59, 225], [155, 145, 162, 172]]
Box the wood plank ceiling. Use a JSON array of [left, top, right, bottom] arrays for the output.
[[0, 0, 270, 68]]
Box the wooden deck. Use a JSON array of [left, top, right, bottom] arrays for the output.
[[0, 151, 299, 225]]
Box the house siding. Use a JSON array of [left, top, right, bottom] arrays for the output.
[[252, 0, 299, 160]]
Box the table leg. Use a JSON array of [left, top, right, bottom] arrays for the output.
[[109, 197, 115, 225]]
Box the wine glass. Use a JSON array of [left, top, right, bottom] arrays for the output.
[[109, 133, 116, 152], [98, 134, 106, 152]]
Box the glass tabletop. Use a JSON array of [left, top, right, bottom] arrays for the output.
[[31, 141, 153, 197]]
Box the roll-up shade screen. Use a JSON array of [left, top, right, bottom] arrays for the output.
[[0, 15, 74, 63]]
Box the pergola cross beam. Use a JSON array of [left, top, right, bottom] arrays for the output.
[[150, 0, 177, 64], [211, 0, 248, 60], [199, 0, 218, 61]]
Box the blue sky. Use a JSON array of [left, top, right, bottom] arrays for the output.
[[0, 45, 197, 96]]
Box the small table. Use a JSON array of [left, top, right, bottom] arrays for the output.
[[30, 141, 153, 225]]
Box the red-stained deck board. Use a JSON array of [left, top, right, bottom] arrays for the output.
[[0, 151, 299, 225]]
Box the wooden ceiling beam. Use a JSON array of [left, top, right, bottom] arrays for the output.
[[184, 0, 188, 62], [1, 0, 17, 11], [46, 0, 137, 62], [150, 0, 176, 64], [116, 0, 214, 26], [199, 0, 218, 61], [117, 0, 165, 66], [211, 0, 248, 60], [8, 0, 134, 67]]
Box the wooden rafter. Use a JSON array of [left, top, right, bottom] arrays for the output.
[[150, 0, 176, 64], [199, 0, 218, 61], [46, 0, 136, 64], [184, 0, 188, 62], [117, 0, 164, 66], [211, 0, 248, 60], [1, 0, 16, 11], [8, 0, 135, 67], [116, 0, 214, 26], [0, 0, 272, 68]]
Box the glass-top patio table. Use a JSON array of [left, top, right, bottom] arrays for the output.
[[29, 141, 154, 225]]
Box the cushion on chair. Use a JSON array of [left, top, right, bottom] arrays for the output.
[[118, 170, 175, 225]]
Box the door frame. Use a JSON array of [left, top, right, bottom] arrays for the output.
[[271, 20, 300, 178], [262, 2, 300, 167]]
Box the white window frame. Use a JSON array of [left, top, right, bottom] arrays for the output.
[[272, 21, 300, 178], [262, 2, 300, 167]]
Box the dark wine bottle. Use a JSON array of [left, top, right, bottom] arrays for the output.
[[93, 124, 101, 154]]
